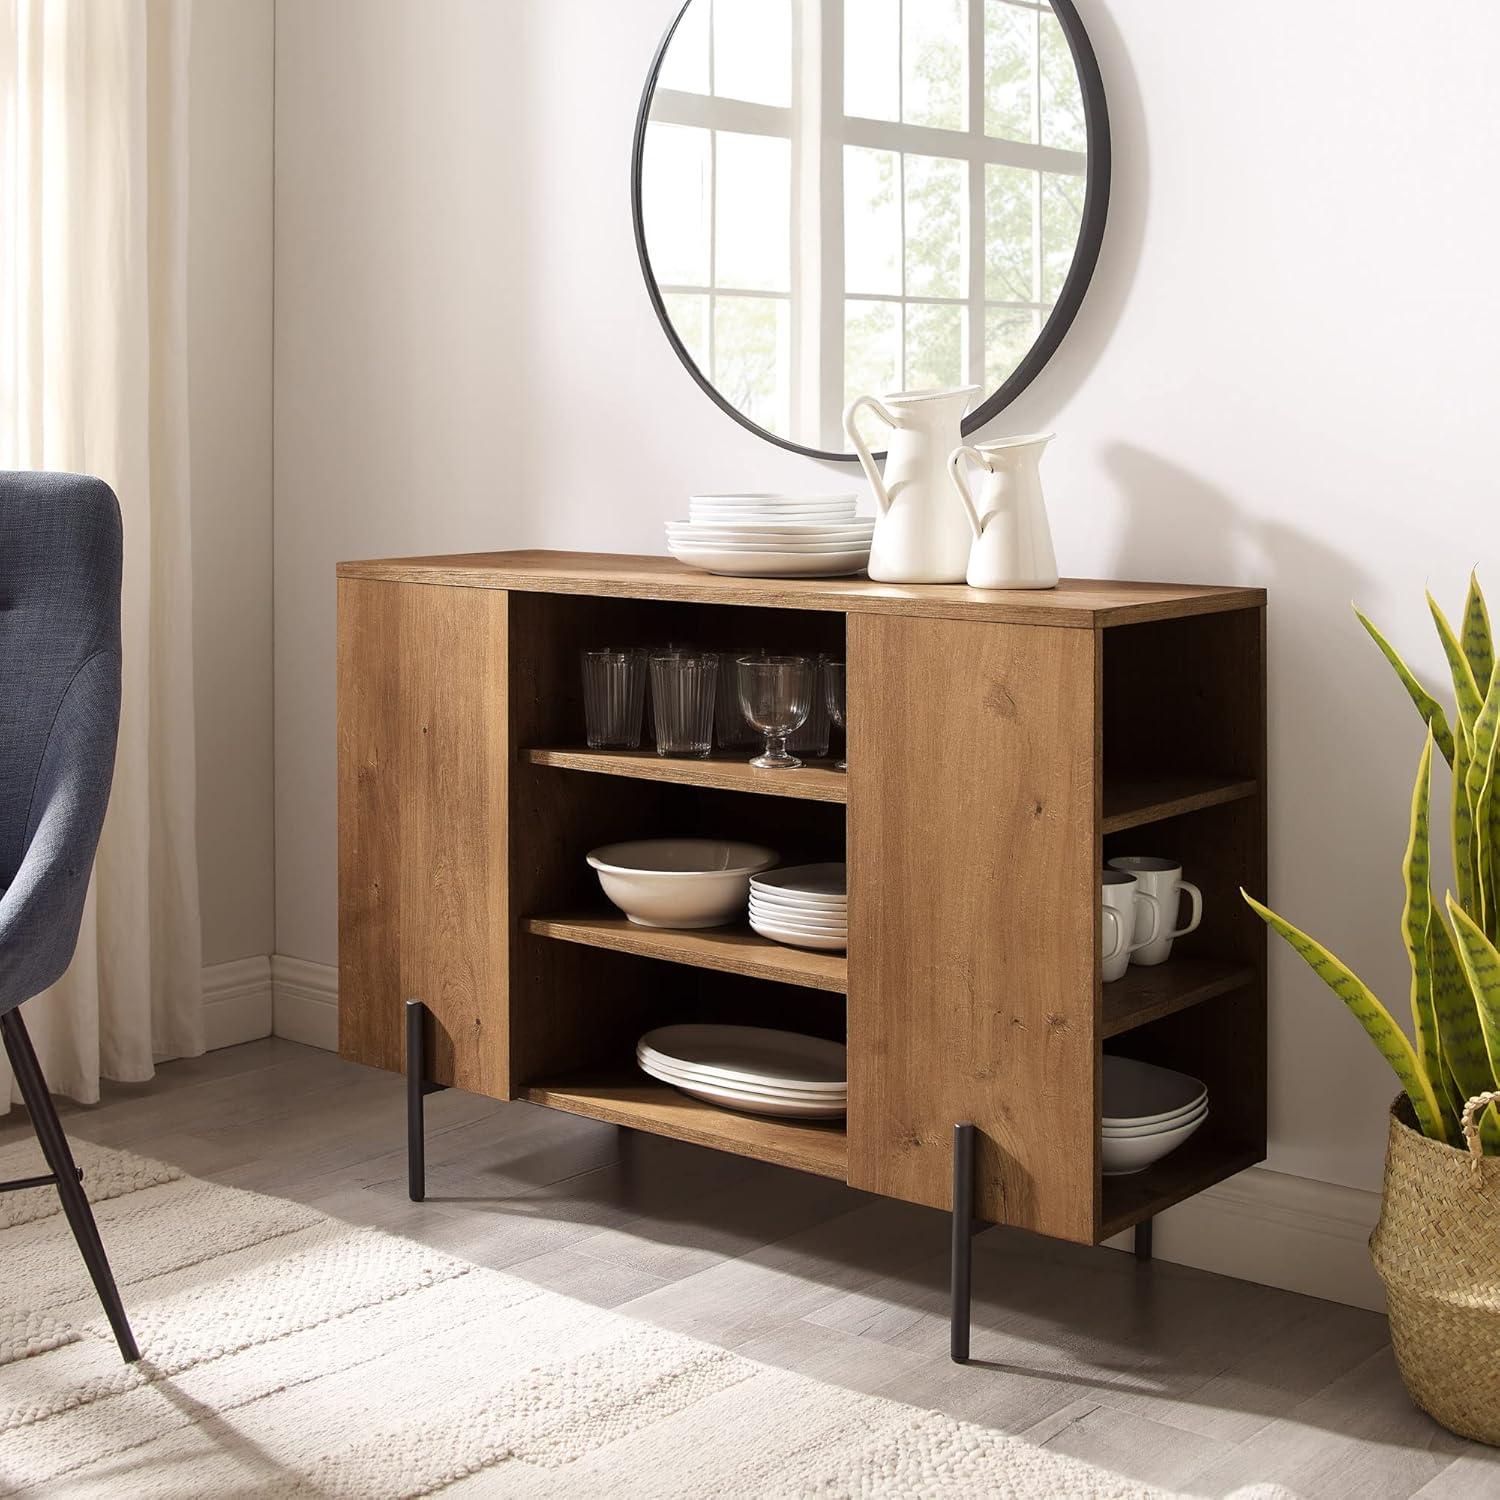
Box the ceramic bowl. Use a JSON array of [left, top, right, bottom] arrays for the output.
[[1102, 1102, 1208, 1139], [1100, 1109, 1208, 1175], [587, 838, 778, 929], [1101, 1054, 1205, 1127]]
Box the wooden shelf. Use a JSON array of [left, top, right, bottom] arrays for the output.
[[522, 1069, 848, 1180], [1101, 773, 1258, 834], [1102, 958, 1254, 1038], [523, 747, 848, 803], [1099, 1132, 1263, 1237], [523, 914, 848, 994]]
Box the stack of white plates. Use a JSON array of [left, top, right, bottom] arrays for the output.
[[748, 863, 846, 951], [1101, 1055, 1208, 1175], [668, 493, 874, 579], [637, 1023, 847, 1120]]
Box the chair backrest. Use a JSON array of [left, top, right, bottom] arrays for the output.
[[0, 472, 123, 1005]]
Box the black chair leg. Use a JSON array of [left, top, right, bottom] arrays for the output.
[[1, 1009, 139, 1363]]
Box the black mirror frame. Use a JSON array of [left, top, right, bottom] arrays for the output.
[[630, 0, 1111, 463]]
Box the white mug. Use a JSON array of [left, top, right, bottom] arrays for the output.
[[1107, 856, 1203, 967], [1101, 871, 1163, 982]]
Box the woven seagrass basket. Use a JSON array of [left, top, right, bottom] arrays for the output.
[[1369, 1091, 1500, 1445]]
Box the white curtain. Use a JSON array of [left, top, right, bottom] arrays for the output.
[[0, 0, 203, 1105]]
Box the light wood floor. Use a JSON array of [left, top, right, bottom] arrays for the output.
[[5, 1039, 1497, 1498]]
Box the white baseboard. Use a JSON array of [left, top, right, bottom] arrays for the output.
[[271, 954, 338, 1051], [1105, 1165, 1385, 1311], [245, 954, 1385, 1312], [202, 956, 273, 1049]]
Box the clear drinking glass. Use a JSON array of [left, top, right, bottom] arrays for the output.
[[581, 649, 647, 749], [788, 656, 831, 757], [714, 647, 764, 749], [649, 651, 718, 757], [737, 654, 813, 770], [824, 659, 847, 770]]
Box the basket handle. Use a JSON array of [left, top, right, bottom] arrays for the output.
[[1461, 1091, 1500, 1180]]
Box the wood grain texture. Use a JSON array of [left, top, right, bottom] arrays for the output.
[[1101, 774, 1259, 834], [524, 916, 848, 993], [524, 748, 848, 803], [847, 614, 1099, 1241], [523, 1069, 849, 1179], [337, 578, 509, 1096], [337, 551, 1265, 629], [1101, 959, 1254, 1039]]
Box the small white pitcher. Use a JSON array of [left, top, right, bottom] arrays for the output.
[[946, 433, 1059, 590], [843, 385, 980, 584]]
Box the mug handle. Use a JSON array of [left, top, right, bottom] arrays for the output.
[[1101, 906, 1125, 964], [1170, 881, 1204, 940], [1127, 891, 1164, 954], [843, 395, 898, 516], [947, 446, 987, 540]]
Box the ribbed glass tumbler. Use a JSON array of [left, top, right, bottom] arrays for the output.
[[580, 648, 646, 749], [649, 651, 718, 758], [788, 655, 831, 757]]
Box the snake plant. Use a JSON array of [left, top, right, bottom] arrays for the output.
[[1243, 574, 1500, 1153]]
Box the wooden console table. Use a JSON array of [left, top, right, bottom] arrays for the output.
[[336, 551, 1267, 1358]]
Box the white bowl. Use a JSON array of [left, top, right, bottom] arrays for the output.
[[1101, 1110, 1208, 1175], [1102, 1101, 1208, 1138], [587, 839, 778, 929], [1101, 1055, 1205, 1126]]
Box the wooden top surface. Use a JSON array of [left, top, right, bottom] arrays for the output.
[[337, 551, 1264, 628]]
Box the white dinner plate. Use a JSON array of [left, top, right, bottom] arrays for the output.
[[637, 1024, 847, 1091], [669, 521, 875, 538], [669, 545, 870, 578], [689, 501, 856, 514], [637, 1051, 846, 1104], [751, 863, 847, 901], [641, 1068, 848, 1120], [749, 916, 848, 951], [748, 901, 847, 933], [748, 893, 848, 921], [668, 536, 874, 554]]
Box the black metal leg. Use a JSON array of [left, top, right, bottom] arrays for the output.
[[1134, 1217, 1153, 1262], [1, 1009, 139, 1363], [406, 999, 427, 1202], [950, 1122, 976, 1363]]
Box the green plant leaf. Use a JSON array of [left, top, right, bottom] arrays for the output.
[[1447, 896, 1500, 1075], [1242, 889, 1447, 1140], [1465, 670, 1500, 932], [1429, 906, 1500, 1148], [1355, 607, 1456, 767], [1454, 715, 1479, 916], [1430, 591, 1485, 733], [1402, 738, 1454, 1138], [1463, 572, 1495, 699], [1443, 896, 1500, 1150]]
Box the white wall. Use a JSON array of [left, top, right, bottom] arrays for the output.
[[273, 0, 1500, 1209], [188, 0, 276, 969]]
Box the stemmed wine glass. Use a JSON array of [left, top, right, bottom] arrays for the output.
[[737, 655, 813, 770], [824, 659, 847, 770]]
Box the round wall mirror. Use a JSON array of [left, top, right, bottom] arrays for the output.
[[632, 0, 1110, 461]]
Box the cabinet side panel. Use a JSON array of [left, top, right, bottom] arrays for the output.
[[336, 578, 510, 1097], [847, 615, 1098, 1241], [338, 577, 405, 1074]]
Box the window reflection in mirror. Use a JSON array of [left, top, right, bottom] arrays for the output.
[[641, 0, 1092, 454]]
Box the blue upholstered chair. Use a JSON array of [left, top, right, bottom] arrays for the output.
[[1, 470, 138, 1362]]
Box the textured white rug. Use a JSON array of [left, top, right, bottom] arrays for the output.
[[0, 1138, 1292, 1498]]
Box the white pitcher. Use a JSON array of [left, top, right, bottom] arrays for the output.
[[946, 433, 1059, 590], [843, 385, 980, 584]]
